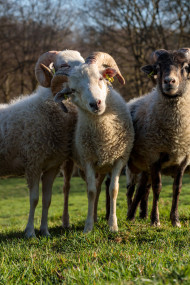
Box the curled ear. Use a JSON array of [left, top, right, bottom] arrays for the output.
[[51, 75, 68, 96], [54, 88, 73, 113], [141, 65, 156, 77], [59, 102, 68, 113], [102, 68, 125, 85], [54, 88, 72, 102]]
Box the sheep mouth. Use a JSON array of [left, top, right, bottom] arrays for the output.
[[91, 109, 103, 115], [161, 85, 182, 98], [163, 85, 179, 95], [89, 106, 105, 115], [88, 103, 104, 115]]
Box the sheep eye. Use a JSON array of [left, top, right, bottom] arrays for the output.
[[71, 89, 76, 93], [99, 77, 103, 81], [60, 64, 70, 68]]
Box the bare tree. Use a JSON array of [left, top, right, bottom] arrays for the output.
[[79, 0, 190, 99], [0, 0, 74, 102], [1, 0, 189, 102]]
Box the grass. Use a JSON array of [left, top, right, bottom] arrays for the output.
[[0, 174, 190, 284]]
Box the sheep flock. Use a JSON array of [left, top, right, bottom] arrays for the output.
[[0, 47, 190, 237]]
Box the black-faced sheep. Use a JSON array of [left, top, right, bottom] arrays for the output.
[[126, 48, 190, 227]]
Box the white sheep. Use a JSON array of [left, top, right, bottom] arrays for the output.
[[0, 49, 84, 238], [126, 48, 190, 227], [53, 52, 134, 233]]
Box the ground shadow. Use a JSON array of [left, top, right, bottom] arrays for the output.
[[0, 222, 87, 243], [0, 230, 25, 242], [0, 215, 189, 244]]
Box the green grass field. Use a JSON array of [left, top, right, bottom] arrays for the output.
[[0, 175, 189, 284]]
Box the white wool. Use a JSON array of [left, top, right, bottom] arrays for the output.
[[59, 59, 134, 233], [0, 50, 82, 238], [55, 50, 85, 69]]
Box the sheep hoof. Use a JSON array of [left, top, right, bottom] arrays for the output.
[[62, 220, 70, 229], [40, 229, 51, 237], [172, 220, 181, 228], [62, 223, 70, 229], [151, 221, 160, 227], [83, 222, 93, 233], [108, 218, 118, 232], [109, 225, 118, 232], [24, 228, 36, 238], [139, 211, 148, 219], [62, 215, 70, 228]]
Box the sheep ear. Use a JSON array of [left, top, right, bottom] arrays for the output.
[[102, 68, 117, 78], [40, 63, 53, 86], [54, 91, 66, 103], [54, 88, 73, 113], [102, 68, 125, 85], [59, 102, 68, 113], [141, 65, 156, 77], [54, 91, 68, 113]]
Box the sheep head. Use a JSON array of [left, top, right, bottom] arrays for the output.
[[35, 50, 85, 87], [85, 52, 125, 85], [54, 52, 125, 115], [35, 51, 59, 87], [35, 50, 85, 112], [141, 48, 190, 98]]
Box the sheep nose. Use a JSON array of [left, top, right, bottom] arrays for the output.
[[164, 77, 176, 85], [89, 100, 101, 110], [97, 100, 101, 106]]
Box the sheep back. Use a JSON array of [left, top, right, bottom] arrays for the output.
[[0, 87, 77, 183]]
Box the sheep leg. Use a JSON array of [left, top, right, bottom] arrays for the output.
[[25, 176, 40, 238], [139, 181, 151, 219], [170, 156, 188, 227], [94, 174, 105, 223], [84, 163, 96, 233], [62, 160, 74, 228], [150, 153, 170, 226], [105, 174, 111, 220], [126, 167, 137, 215], [150, 160, 162, 226], [40, 167, 60, 236], [108, 159, 124, 232], [126, 184, 136, 216], [127, 171, 149, 220]]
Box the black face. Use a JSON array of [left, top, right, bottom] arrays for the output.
[[157, 53, 190, 98], [142, 51, 190, 99]]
